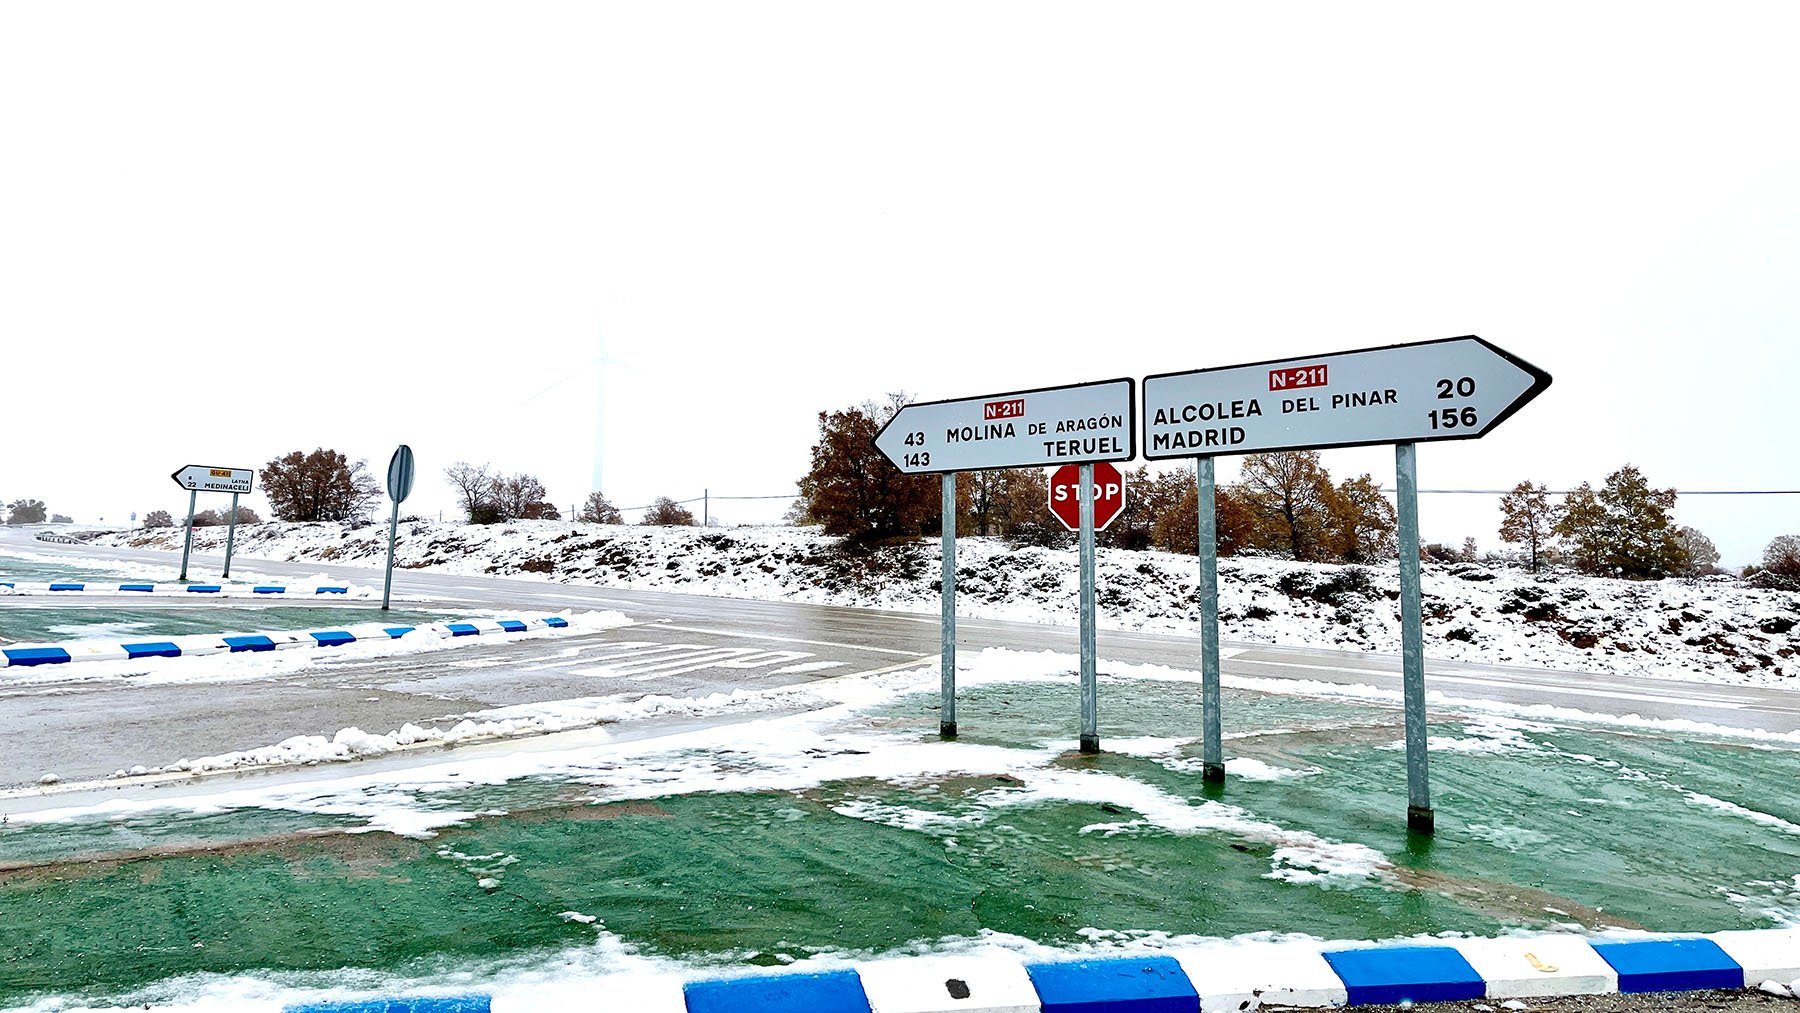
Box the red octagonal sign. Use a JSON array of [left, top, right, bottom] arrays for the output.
[[1048, 461, 1127, 532]]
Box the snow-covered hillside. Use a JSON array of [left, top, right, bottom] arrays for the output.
[[101, 520, 1800, 684]]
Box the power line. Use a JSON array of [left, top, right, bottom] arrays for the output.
[[1383, 489, 1800, 496]]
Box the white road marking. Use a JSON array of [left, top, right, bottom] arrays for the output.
[[657, 624, 922, 656], [580, 646, 819, 681], [1228, 655, 1754, 711], [504, 642, 688, 673], [602, 647, 763, 677], [717, 651, 812, 669], [767, 660, 845, 675], [1430, 673, 1747, 709]]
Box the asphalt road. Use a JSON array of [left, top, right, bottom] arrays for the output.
[[4, 527, 1798, 797]]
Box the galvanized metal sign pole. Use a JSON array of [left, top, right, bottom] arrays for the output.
[[383, 445, 416, 611], [178, 489, 198, 582], [1196, 457, 1224, 783], [1396, 442, 1432, 834], [221, 493, 240, 578], [1047, 461, 1126, 753], [875, 379, 1137, 740], [1078, 462, 1100, 753], [940, 473, 957, 739], [1143, 335, 1550, 834]]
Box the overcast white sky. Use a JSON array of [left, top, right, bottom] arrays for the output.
[[3, 2, 1796, 564]]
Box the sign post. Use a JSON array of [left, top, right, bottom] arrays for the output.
[[1196, 457, 1224, 784], [1143, 335, 1550, 833], [940, 473, 957, 738], [170, 465, 255, 582], [1078, 463, 1099, 753], [875, 379, 1137, 741], [222, 493, 241, 578], [178, 489, 198, 582], [1396, 442, 1431, 833], [1047, 461, 1127, 753], [383, 445, 416, 611]]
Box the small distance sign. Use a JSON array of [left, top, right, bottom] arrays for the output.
[[1141, 335, 1551, 459], [171, 465, 254, 494], [874, 378, 1136, 475]]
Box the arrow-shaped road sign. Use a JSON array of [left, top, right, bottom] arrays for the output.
[[874, 378, 1136, 475], [170, 464, 255, 494], [1141, 335, 1551, 459]]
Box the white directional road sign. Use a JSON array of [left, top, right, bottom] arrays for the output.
[[874, 379, 1136, 474], [170, 464, 255, 494], [1141, 335, 1551, 459]]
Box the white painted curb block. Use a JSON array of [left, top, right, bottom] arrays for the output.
[[62, 642, 130, 662], [1710, 928, 1800, 984], [1455, 934, 1620, 998], [1172, 939, 1350, 1010], [169, 634, 231, 656], [858, 954, 1041, 1012]]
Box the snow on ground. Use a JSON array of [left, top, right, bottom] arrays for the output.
[[100, 520, 1800, 685]]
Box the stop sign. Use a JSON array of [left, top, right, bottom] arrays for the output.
[[1048, 461, 1127, 532]]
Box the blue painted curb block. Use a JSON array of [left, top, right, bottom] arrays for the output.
[[384, 626, 416, 638], [1591, 938, 1744, 993], [1026, 955, 1199, 1013], [254, 586, 288, 594], [445, 623, 480, 637], [120, 583, 155, 592], [48, 583, 84, 591], [683, 969, 872, 1013], [225, 634, 277, 653], [310, 630, 356, 647], [187, 584, 222, 593], [2, 647, 72, 666], [318, 586, 349, 594], [497, 619, 528, 633], [544, 616, 569, 628], [284, 995, 491, 1013], [1323, 945, 1485, 1005], [123, 641, 182, 659]]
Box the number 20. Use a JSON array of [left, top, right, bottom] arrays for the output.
[[1436, 376, 1476, 399]]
